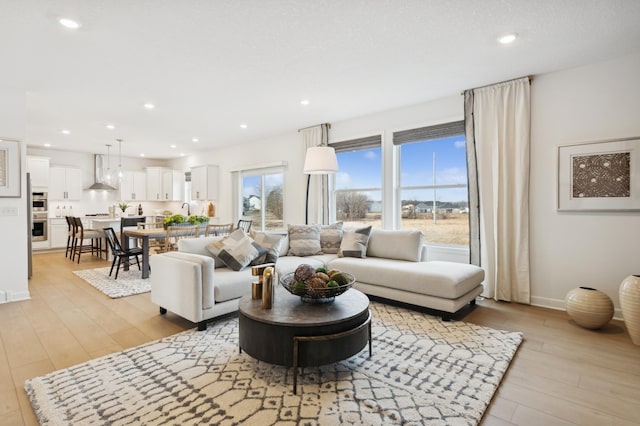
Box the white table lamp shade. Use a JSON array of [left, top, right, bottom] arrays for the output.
[[304, 146, 338, 174]]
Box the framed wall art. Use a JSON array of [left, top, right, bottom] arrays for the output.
[[557, 137, 640, 211], [0, 138, 21, 198]]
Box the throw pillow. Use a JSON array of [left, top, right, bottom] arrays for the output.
[[338, 226, 372, 258], [287, 224, 322, 256], [205, 228, 246, 258], [249, 231, 286, 265], [206, 229, 264, 271], [319, 222, 343, 254], [217, 237, 266, 271]]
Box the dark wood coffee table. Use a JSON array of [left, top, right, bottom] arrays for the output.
[[238, 287, 371, 393]]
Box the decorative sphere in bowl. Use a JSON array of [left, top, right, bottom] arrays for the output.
[[280, 270, 355, 304]]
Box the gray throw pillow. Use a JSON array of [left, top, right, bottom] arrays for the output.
[[320, 222, 343, 254], [338, 226, 372, 258], [250, 231, 285, 265], [287, 224, 322, 256]]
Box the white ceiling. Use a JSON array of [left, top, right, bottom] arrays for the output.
[[3, 0, 640, 159]]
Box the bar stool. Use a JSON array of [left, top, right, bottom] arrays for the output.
[[64, 216, 75, 259], [72, 217, 104, 263]]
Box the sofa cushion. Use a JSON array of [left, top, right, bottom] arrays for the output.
[[319, 222, 343, 254], [327, 258, 484, 300], [178, 236, 226, 268], [211, 267, 254, 303], [250, 231, 286, 265], [367, 229, 423, 262], [338, 226, 372, 258], [160, 252, 216, 309], [287, 224, 322, 256]]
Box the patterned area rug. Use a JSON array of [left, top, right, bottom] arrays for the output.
[[73, 266, 149, 298], [25, 302, 522, 425]]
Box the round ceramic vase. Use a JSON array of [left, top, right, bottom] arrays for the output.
[[619, 275, 640, 345], [565, 286, 614, 329]]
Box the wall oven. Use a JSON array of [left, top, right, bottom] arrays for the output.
[[32, 212, 48, 242], [32, 191, 48, 212]]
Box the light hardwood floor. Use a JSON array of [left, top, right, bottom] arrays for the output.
[[1, 252, 638, 425]]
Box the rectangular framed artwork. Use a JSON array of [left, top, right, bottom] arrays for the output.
[[0, 138, 21, 198], [557, 137, 640, 211]]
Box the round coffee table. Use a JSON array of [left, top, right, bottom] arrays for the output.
[[238, 286, 371, 393]]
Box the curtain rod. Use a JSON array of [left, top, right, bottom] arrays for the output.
[[297, 123, 331, 132], [460, 75, 533, 95]]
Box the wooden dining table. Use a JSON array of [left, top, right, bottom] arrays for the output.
[[122, 226, 210, 279], [122, 227, 167, 279]]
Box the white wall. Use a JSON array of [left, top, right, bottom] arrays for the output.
[[0, 88, 29, 302], [530, 52, 640, 316], [169, 53, 640, 318], [170, 132, 305, 226]]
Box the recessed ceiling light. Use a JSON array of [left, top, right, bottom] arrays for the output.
[[170, 144, 177, 149], [240, 123, 248, 129], [59, 18, 80, 29], [144, 103, 155, 109], [180, 153, 185, 157], [140, 153, 145, 157], [192, 138, 199, 143], [106, 124, 115, 130], [497, 33, 518, 44], [44, 143, 51, 147], [300, 99, 310, 106], [61, 129, 70, 135]]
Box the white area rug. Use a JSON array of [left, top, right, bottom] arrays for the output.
[[25, 302, 522, 425], [73, 266, 150, 298]]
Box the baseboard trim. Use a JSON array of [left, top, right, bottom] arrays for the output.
[[530, 295, 623, 321]]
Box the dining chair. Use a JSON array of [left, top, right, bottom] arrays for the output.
[[120, 216, 146, 247], [138, 220, 165, 250], [72, 217, 104, 263], [103, 227, 143, 279], [236, 219, 252, 233], [157, 224, 199, 253], [205, 223, 233, 237]]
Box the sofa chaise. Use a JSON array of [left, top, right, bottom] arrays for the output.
[[150, 227, 484, 330]]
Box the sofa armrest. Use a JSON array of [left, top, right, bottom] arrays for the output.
[[150, 252, 216, 322]]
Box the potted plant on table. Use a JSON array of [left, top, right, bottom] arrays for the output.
[[118, 202, 130, 216], [163, 214, 209, 229]]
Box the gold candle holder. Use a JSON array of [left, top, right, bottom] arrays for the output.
[[251, 263, 275, 302]]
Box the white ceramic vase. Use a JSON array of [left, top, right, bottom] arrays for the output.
[[619, 275, 640, 345], [565, 286, 614, 329]]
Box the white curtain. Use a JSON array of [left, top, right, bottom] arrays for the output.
[[300, 124, 330, 224], [465, 77, 531, 303]]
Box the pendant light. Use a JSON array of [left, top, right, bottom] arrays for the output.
[[117, 139, 124, 180], [105, 144, 112, 183]]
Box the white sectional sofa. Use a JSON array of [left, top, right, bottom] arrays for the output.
[[150, 228, 484, 330]]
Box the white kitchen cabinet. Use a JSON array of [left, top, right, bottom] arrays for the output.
[[26, 156, 50, 189], [146, 167, 164, 201], [49, 218, 70, 249], [162, 170, 184, 201], [49, 167, 82, 200], [190, 165, 218, 201], [120, 171, 147, 201]]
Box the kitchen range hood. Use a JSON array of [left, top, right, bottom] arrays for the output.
[[87, 154, 117, 191]]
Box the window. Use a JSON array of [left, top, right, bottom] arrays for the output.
[[241, 169, 284, 231], [394, 121, 469, 247], [331, 135, 382, 229]]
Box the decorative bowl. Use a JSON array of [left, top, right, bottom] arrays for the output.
[[280, 271, 355, 304]]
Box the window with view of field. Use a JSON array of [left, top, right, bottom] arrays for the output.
[[332, 135, 382, 229], [398, 135, 469, 246], [241, 171, 284, 231]]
